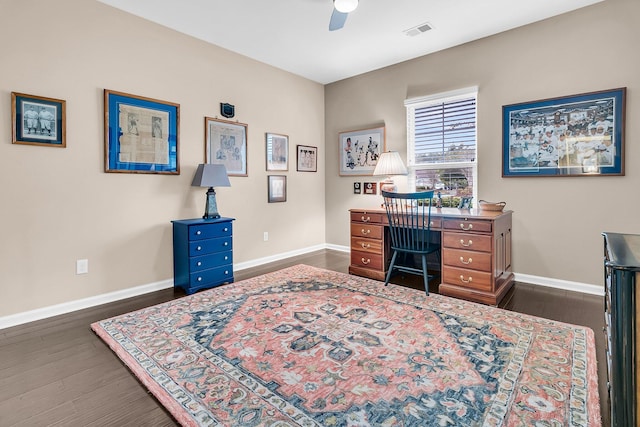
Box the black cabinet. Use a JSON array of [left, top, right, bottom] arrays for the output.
[[603, 232, 640, 427]]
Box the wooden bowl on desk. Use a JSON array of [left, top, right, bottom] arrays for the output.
[[478, 200, 506, 212]]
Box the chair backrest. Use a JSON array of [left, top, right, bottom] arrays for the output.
[[381, 190, 435, 253]]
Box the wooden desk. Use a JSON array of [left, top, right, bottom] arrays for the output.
[[349, 207, 514, 305]]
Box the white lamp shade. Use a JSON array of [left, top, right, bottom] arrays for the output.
[[373, 151, 408, 176], [334, 0, 358, 13]]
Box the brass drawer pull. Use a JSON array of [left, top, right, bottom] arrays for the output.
[[459, 223, 473, 231], [460, 239, 473, 247], [459, 275, 473, 284], [361, 216, 371, 223], [460, 257, 472, 265], [361, 243, 371, 249], [361, 258, 371, 265], [361, 228, 371, 235]]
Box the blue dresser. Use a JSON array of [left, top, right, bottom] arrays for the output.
[[172, 217, 234, 294]]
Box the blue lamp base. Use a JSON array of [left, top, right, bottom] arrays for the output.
[[203, 187, 220, 219]]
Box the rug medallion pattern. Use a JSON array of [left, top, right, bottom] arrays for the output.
[[92, 265, 600, 426]]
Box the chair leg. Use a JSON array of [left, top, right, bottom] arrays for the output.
[[421, 254, 429, 295], [384, 251, 398, 286]]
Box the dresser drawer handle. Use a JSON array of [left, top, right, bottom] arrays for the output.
[[197, 261, 202, 267], [361, 243, 371, 249], [223, 227, 228, 232], [196, 246, 202, 251], [197, 277, 203, 282], [459, 223, 473, 231], [224, 270, 229, 275], [361, 229, 371, 235], [196, 230, 202, 235], [459, 275, 473, 284], [224, 256, 229, 260], [459, 257, 472, 265], [223, 242, 228, 246], [361, 216, 371, 223], [460, 239, 473, 247], [361, 257, 371, 265]]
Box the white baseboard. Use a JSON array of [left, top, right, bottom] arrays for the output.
[[0, 244, 602, 330]]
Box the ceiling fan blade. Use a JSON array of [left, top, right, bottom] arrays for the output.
[[329, 9, 348, 31]]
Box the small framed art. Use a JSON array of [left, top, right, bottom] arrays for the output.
[[206, 117, 248, 176], [363, 182, 377, 195], [502, 87, 625, 177], [339, 126, 385, 176], [104, 89, 179, 174], [12, 92, 66, 147], [296, 145, 317, 172], [266, 133, 288, 171], [268, 175, 287, 203]]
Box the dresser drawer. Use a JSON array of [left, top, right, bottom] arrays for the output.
[[350, 223, 383, 240], [443, 248, 492, 272], [443, 218, 492, 233], [350, 212, 385, 224], [442, 266, 492, 292], [442, 232, 492, 252], [189, 222, 232, 240], [351, 237, 383, 255], [190, 265, 233, 287], [190, 251, 233, 272], [189, 236, 232, 256], [350, 250, 384, 270]]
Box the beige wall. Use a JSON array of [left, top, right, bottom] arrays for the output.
[[0, 0, 325, 317], [325, 0, 639, 287]]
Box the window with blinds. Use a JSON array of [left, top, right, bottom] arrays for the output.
[[405, 87, 478, 207]]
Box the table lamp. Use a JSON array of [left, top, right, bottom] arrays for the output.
[[191, 164, 231, 219], [373, 151, 408, 192]]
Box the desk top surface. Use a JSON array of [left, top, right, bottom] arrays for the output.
[[350, 207, 512, 220]]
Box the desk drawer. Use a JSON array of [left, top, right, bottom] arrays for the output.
[[350, 212, 385, 224], [442, 232, 492, 252], [351, 237, 383, 255], [189, 236, 233, 256], [351, 250, 384, 270], [443, 218, 492, 233], [350, 223, 383, 240], [443, 248, 491, 272], [442, 266, 492, 292]]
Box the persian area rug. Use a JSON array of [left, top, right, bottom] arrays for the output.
[[91, 265, 601, 426]]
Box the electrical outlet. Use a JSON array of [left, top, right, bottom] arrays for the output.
[[76, 259, 89, 275], [263, 232, 269, 242]]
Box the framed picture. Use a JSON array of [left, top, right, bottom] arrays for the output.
[[296, 145, 317, 172], [266, 133, 288, 171], [502, 88, 626, 177], [12, 92, 66, 147], [104, 89, 179, 174], [206, 117, 248, 176], [458, 197, 473, 209], [339, 126, 385, 176], [353, 182, 362, 194], [268, 175, 286, 203], [363, 182, 377, 195]]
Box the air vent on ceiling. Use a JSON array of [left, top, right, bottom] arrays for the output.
[[404, 22, 433, 37]]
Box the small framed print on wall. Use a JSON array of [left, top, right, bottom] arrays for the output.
[[12, 92, 66, 148], [206, 117, 248, 176], [339, 126, 385, 176], [268, 175, 287, 203], [363, 182, 377, 195], [266, 133, 288, 171], [296, 145, 317, 172]]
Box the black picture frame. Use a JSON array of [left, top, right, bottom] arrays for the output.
[[12, 92, 66, 148], [502, 88, 625, 177]]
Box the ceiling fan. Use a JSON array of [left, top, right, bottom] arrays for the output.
[[329, 0, 359, 31]]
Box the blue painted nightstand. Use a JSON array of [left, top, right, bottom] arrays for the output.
[[171, 217, 234, 294]]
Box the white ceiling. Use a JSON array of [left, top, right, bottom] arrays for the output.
[[97, 0, 603, 85]]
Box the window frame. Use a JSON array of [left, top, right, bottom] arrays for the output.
[[405, 86, 478, 204]]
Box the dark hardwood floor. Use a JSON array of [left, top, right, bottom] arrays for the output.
[[0, 250, 607, 426]]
